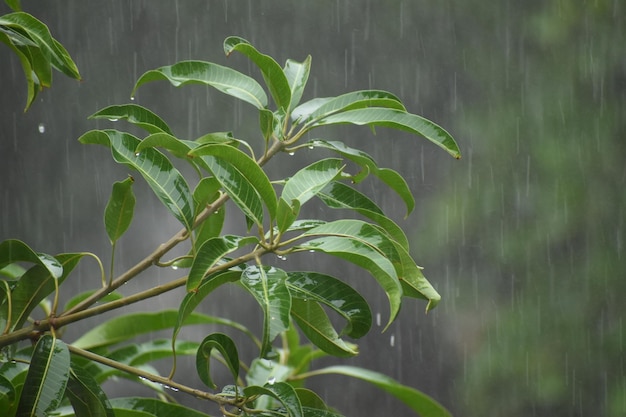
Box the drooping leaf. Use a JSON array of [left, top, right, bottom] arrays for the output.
[[240, 266, 291, 358], [89, 104, 173, 135], [16, 335, 70, 417], [191, 177, 225, 249], [0, 239, 63, 279], [281, 158, 344, 208], [78, 130, 195, 231], [312, 107, 461, 159], [392, 242, 441, 311], [110, 397, 212, 417], [131, 60, 267, 109], [275, 197, 301, 234], [290, 299, 358, 357], [309, 366, 452, 417], [9, 253, 84, 331], [0, 31, 39, 110], [224, 36, 291, 110], [244, 382, 303, 417], [307, 140, 415, 215], [104, 176, 136, 244], [286, 271, 371, 338], [190, 143, 278, 221], [65, 358, 115, 417], [196, 333, 239, 389], [284, 56, 312, 111], [187, 235, 256, 291], [297, 90, 405, 123], [72, 310, 249, 350]]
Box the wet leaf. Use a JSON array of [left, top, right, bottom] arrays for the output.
[[224, 36, 291, 110], [281, 158, 344, 208], [104, 176, 136, 244], [0, 239, 63, 279], [196, 333, 239, 389], [284, 56, 312, 111], [65, 358, 115, 417], [16, 335, 70, 417], [297, 90, 405, 123], [132, 60, 267, 109], [89, 104, 173, 135], [244, 382, 303, 417]]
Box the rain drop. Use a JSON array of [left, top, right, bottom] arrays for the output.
[[171, 265, 178, 270], [38, 123, 45, 133], [308, 144, 314, 150], [376, 313, 381, 327], [130, 96, 135, 101], [390, 334, 395, 347], [268, 376, 276, 385], [134, 152, 141, 157], [108, 118, 119, 122], [288, 151, 295, 156]]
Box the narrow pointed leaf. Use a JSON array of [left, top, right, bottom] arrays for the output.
[[276, 197, 301, 234], [290, 299, 358, 357], [302, 90, 405, 123], [291, 97, 332, 122], [310, 366, 452, 417], [282, 158, 344, 206], [190, 143, 277, 220], [313, 108, 461, 159], [0, 239, 62, 279], [240, 266, 291, 358], [224, 36, 291, 110], [196, 333, 239, 389], [187, 235, 256, 291], [131, 60, 267, 109], [16, 335, 70, 417], [284, 56, 312, 111], [0, 32, 38, 110], [244, 382, 303, 417], [110, 397, 212, 417], [104, 176, 136, 243], [64, 290, 123, 312], [392, 242, 441, 311], [89, 104, 173, 135], [65, 358, 114, 417], [308, 140, 415, 215], [134, 133, 195, 160], [79, 130, 195, 231], [287, 271, 371, 338]]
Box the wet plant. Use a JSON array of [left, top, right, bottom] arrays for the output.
[[0, 18, 461, 417]]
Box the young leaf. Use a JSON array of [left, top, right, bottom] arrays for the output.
[[224, 36, 292, 110], [286, 271, 371, 338], [16, 335, 70, 417], [89, 104, 173, 135], [104, 176, 136, 244], [240, 266, 291, 358], [312, 107, 461, 159], [195, 333, 239, 389], [284, 56, 312, 111], [190, 143, 278, 220], [290, 299, 359, 357], [281, 158, 344, 207], [244, 382, 303, 417], [309, 366, 452, 417], [65, 358, 115, 417], [187, 235, 256, 291], [78, 130, 195, 232], [131, 60, 267, 109]]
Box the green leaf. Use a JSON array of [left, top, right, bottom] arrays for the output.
[[110, 397, 212, 417], [224, 36, 291, 110], [284, 56, 312, 111], [281, 158, 344, 207], [392, 243, 441, 311], [89, 104, 173, 135], [310, 366, 452, 417], [104, 176, 136, 244], [65, 358, 115, 417], [0, 375, 16, 414], [0, 239, 63, 279], [16, 335, 70, 417], [286, 271, 371, 338], [0, 262, 26, 279], [290, 299, 358, 357], [308, 140, 415, 215], [72, 310, 246, 350], [5, 0, 21, 11], [312, 107, 461, 159], [293, 90, 405, 123], [276, 197, 301, 234], [244, 382, 303, 417], [190, 143, 278, 221], [0, 31, 39, 110], [134, 133, 196, 160], [240, 266, 291, 358], [9, 253, 84, 331], [78, 130, 195, 231], [294, 388, 328, 411], [196, 333, 239, 389], [131, 60, 267, 109], [187, 235, 256, 291], [63, 290, 123, 313]]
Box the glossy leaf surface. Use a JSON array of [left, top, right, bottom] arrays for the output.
[[240, 266, 291, 358], [281, 158, 344, 208], [284, 56, 312, 111], [0, 239, 62, 279], [89, 104, 173, 135], [132, 60, 267, 109], [224, 36, 291, 110], [313, 107, 461, 159], [299, 90, 405, 123], [196, 333, 239, 389], [244, 382, 303, 417], [65, 358, 115, 417], [104, 176, 136, 244], [79, 130, 195, 231], [16, 335, 70, 417]]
